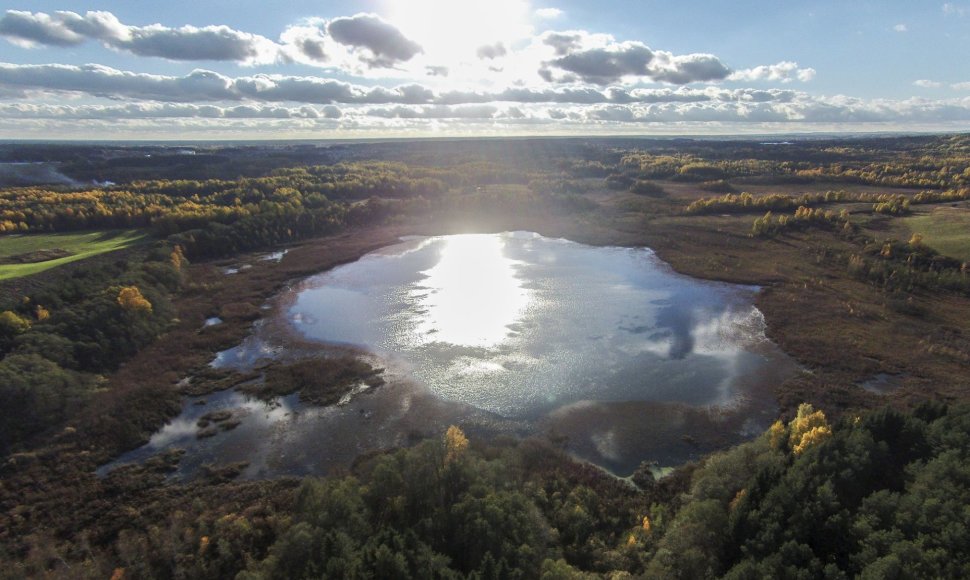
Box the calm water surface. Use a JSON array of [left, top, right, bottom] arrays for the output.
[[102, 232, 797, 478]]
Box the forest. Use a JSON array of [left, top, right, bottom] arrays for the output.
[[1, 134, 970, 578]]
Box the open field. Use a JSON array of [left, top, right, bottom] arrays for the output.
[[0, 229, 148, 280], [903, 205, 970, 262]]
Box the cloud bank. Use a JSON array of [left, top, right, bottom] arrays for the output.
[[0, 10, 280, 64], [0, 7, 958, 137]]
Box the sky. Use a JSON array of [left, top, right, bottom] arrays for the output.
[[0, 1, 968, 139]]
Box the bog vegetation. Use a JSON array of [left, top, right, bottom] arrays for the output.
[[2, 134, 970, 577]]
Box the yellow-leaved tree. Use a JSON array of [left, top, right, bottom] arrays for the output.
[[788, 403, 832, 455], [170, 244, 185, 272], [444, 425, 469, 464], [117, 286, 153, 314]]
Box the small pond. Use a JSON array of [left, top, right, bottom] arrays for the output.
[[102, 232, 797, 478]]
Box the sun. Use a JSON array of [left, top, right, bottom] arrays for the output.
[[383, 0, 532, 60]]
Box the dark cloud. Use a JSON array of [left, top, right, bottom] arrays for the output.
[[549, 43, 654, 85], [327, 13, 421, 68], [297, 37, 327, 61], [476, 42, 507, 60], [120, 25, 275, 62], [425, 65, 449, 77], [320, 105, 342, 118], [647, 52, 731, 84], [539, 31, 732, 86], [542, 32, 583, 56]]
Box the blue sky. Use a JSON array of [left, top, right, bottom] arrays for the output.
[[0, 1, 967, 139]]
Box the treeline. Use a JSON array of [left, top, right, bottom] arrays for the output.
[[751, 206, 853, 238], [0, 243, 183, 453], [28, 403, 970, 578], [0, 161, 450, 235], [846, 235, 970, 297], [0, 159, 583, 258], [687, 190, 912, 215], [617, 139, 970, 190], [688, 188, 970, 217], [648, 402, 970, 578]]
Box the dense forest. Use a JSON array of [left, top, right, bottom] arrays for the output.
[[2, 134, 970, 578]]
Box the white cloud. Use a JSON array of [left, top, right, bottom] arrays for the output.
[[0, 62, 801, 106], [0, 62, 237, 102], [6, 93, 970, 140], [3, 60, 970, 134], [943, 3, 969, 16], [729, 61, 816, 83], [0, 11, 822, 92], [0, 10, 280, 65], [535, 8, 564, 19], [0, 10, 425, 71], [953, 81, 970, 90], [278, 23, 329, 65], [0, 102, 336, 119], [893, 23, 908, 32], [914, 79, 943, 88], [0, 10, 87, 46]]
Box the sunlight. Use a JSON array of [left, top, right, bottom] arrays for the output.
[[412, 234, 530, 348], [384, 0, 531, 60]]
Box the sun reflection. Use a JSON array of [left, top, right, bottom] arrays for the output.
[[412, 234, 530, 347]]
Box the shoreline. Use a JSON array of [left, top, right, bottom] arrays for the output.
[[104, 226, 798, 479]]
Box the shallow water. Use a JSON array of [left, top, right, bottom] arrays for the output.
[[101, 232, 797, 478], [289, 232, 782, 417]]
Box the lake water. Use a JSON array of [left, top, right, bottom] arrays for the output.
[[101, 232, 797, 479]]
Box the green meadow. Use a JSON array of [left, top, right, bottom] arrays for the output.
[[904, 207, 970, 262], [0, 229, 148, 280]]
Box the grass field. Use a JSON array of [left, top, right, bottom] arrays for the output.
[[904, 206, 970, 262], [0, 229, 149, 280]]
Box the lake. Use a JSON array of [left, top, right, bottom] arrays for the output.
[[101, 232, 797, 479]]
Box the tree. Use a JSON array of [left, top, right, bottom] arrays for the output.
[[788, 403, 831, 455], [117, 286, 153, 314], [444, 425, 469, 464], [0, 310, 31, 353]]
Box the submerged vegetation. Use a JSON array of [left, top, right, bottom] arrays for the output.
[[242, 357, 385, 406], [2, 134, 970, 577]]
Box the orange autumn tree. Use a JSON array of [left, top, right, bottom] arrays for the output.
[[117, 286, 153, 314]]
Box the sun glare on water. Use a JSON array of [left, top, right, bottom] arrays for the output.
[[412, 234, 531, 348]]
